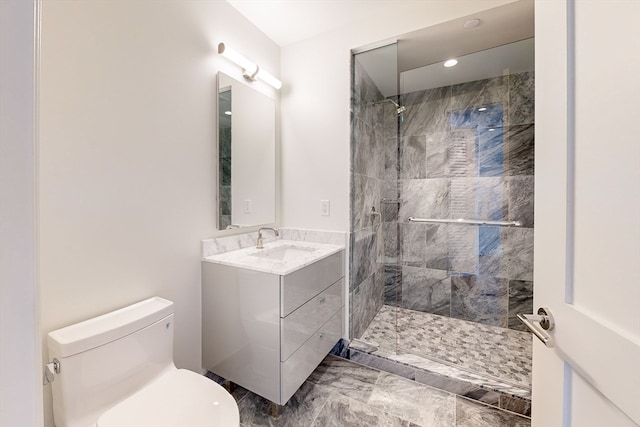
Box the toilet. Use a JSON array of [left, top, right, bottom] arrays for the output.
[[47, 296, 239, 427]]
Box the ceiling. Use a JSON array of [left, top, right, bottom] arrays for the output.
[[226, 0, 410, 47], [227, 0, 534, 97]]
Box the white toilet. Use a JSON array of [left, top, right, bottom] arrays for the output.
[[47, 296, 239, 427]]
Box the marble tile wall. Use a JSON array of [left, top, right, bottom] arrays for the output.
[[350, 56, 397, 339], [351, 61, 534, 337], [388, 72, 535, 331]]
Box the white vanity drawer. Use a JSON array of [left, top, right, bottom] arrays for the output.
[[280, 309, 343, 404], [281, 278, 344, 361], [280, 251, 344, 317]]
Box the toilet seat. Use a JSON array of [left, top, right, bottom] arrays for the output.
[[97, 369, 239, 427]]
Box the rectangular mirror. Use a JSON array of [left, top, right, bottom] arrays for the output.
[[217, 72, 276, 230]]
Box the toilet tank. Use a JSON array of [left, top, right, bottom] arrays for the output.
[[47, 297, 175, 427]]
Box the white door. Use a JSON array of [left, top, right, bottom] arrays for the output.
[[533, 1, 640, 426]]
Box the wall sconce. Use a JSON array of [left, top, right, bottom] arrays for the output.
[[218, 42, 282, 90]]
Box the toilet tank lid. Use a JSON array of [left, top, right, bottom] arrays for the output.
[[48, 297, 173, 358]]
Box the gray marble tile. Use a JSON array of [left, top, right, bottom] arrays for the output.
[[399, 179, 450, 221], [401, 266, 450, 317], [503, 228, 534, 281], [401, 86, 451, 137], [448, 226, 479, 274], [373, 102, 385, 137], [477, 127, 506, 178], [451, 177, 507, 222], [382, 198, 399, 224], [369, 372, 456, 427], [500, 395, 531, 417], [374, 263, 386, 313], [352, 115, 375, 176], [385, 136, 399, 182], [506, 176, 534, 228], [384, 263, 402, 305], [455, 397, 530, 427], [504, 124, 534, 176], [350, 272, 382, 339], [450, 274, 508, 327], [351, 173, 382, 232], [426, 132, 449, 178], [311, 392, 410, 427], [478, 227, 534, 281], [307, 356, 380, 404], [237, 381, 332, 427], [401, 222, 426, 267], [508, 280, 533, 331], [447, 129, 477, 178], [508, 71, 534, 126], [381, 222, 399, 261], [449, 77, 507, 114], [384, 103, 400, 140], [400, 135, 426, 179], [350, 228, 377, 289], [425, 224, 449, 270]]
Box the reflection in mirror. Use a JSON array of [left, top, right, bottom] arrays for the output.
[[217, 72, 276, 230]]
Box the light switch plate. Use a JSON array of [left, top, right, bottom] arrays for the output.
[[320, 200, 330, 216]]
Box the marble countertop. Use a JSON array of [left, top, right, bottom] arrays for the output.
[[202, 239, 344, 276]]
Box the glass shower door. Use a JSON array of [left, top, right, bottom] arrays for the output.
[[394, 39, 535, 391]]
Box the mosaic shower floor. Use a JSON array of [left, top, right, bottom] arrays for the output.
[[354, 305, 532, 400]]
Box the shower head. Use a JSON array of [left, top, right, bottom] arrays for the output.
[[372, 98, 406, 116]]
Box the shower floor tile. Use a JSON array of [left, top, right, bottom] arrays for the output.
[[357, 305, 532, 394]]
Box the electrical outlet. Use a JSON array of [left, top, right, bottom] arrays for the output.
[[243, 199, 252, 214], [320, 200, 330, 216]]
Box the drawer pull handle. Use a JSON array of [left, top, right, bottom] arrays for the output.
[[319, 333, 325, 339], [319, 297, 326, 304]]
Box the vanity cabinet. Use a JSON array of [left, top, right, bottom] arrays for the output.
[[202, 250, 344, 405]]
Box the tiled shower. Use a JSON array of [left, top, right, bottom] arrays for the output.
[[349, 39, 535, 403]]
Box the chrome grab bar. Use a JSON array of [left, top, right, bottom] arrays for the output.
[[407, 217, 522, 227], [517, 307, 555, 347]]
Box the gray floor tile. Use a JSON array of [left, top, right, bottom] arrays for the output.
[[454, 397, 530, 427]]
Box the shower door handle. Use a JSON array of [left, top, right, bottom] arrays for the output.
[[517, 307, 555, 348]]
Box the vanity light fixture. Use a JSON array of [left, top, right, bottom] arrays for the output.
[[218, 42, 282, 90], [443, 59, 458, 68]]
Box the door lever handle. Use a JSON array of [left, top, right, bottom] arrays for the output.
[[517, 307, 555, 347]]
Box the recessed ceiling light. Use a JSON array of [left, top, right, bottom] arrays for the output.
[[464, 19, 481, 29], [444, 59, 458, 68], [478, 107, 487, 112]]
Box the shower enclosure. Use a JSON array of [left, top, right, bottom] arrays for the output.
[[349, 24, 535, 414]]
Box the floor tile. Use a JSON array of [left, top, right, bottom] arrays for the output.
[[307, 355, 380, 403], [237, 381, 331, 427], [368, 372, 455, 427], [311, 393, 410, 427], [454, 397, 530, 427]]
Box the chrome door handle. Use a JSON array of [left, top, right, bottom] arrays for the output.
[[517, 307, 555, 347]]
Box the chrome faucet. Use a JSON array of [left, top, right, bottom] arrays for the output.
[[256, 227, 279, 249]]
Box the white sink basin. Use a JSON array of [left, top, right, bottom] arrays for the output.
[[251, 245, 316, 261]]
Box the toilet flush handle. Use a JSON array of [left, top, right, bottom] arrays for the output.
[[43, 358, 60, 385]]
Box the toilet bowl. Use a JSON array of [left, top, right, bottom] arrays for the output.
[[47, 297, 239, 427]]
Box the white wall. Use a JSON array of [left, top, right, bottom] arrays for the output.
[[39, 1, 278, 426], [280, 0, 517, 231], [0, 1, 41, 425]]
